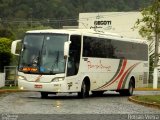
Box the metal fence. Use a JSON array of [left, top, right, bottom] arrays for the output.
[[4, 66, 18, 86]]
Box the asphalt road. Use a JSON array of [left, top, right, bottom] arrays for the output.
[[0, 91, 160, 120]]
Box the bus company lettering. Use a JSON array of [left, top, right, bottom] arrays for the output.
[[87, 60, 111, 71], [90, 20, 112, 30], [94, 20, 111, 25]]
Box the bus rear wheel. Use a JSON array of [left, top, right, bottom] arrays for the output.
[[127, 80, 134, 96], [78, 81, 89, 98], [119, 80, 134, 96]]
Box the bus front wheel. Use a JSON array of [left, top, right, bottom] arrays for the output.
[[41, 92, 48, 99], [78, 81, 89, 98]]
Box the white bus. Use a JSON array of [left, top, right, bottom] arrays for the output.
[[11, 29, 149, 98]]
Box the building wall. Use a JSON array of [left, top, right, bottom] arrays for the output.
[[79, 12, 142, 39], [0, 73, 5, 88]]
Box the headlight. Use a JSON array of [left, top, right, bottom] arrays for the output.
[[52, 77, 64, 82], [18, 75, 27, 81]]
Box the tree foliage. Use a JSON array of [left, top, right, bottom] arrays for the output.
[[0, 37, 12, 72], [0, 0, 152, 20], [133, 0, 160, 40], [0, 29, 15, 40], [133, 0, 160, 69], [0, 0, 153, 39]]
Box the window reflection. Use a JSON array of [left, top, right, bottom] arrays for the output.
[[83, 36, 148, 61]]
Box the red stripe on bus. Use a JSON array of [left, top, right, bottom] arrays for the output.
[[117, 62, 140, 90], [93, 59, 124, 91], [117, 65, 134, 89], [100, 59, 127, 90]]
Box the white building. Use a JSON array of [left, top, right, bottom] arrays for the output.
[[78, 12, 142, 39], [79, 12, 159, 62]]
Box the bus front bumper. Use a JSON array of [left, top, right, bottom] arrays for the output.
[[18, 80, 68, 93]]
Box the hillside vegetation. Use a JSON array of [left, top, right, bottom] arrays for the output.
[[0, 0, 153, 39]]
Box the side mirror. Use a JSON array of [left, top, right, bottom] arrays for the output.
[[64, 41, 71, 59], [11, 40, 21, 56]]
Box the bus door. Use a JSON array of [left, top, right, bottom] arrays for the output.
[[66, 35, 81, 92]]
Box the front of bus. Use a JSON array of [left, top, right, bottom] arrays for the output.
[[17, 30, 69, 93]]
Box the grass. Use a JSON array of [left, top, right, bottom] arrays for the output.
[[148, 83, 160, 88], [146, 83, 160, 88], [134, 95, 160, 104], [0, 86, 18, 90]]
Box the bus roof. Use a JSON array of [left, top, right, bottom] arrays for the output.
[[26, 29, 148, 44]]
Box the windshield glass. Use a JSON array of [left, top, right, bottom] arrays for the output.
[[19, 33, 68, 74]]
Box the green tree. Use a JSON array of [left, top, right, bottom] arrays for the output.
[[0, 37, 12, 72], [134, 0, 160, 68], [10, 22, 52, 39], [0, 29, 15, 40], [134, 0, 160, 40]]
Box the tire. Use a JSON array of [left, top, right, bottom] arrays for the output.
[[119, 80, 134, 96], [127, 80, 134, 96], [41, 92, 48, 99], [119, 90, 125, 96], [92, 91, 104, 96], [78, 81, 89, 98]]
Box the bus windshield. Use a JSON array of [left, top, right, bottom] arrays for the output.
[[19, 33, 68, 74]]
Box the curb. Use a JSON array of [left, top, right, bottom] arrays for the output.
[[128, 96, 160, 109], [135, 88, 160, 91], [0, 89, 28, 93]]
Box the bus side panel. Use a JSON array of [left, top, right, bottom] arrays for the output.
[[80, 58, 120, 91], [80, 58, 149, 91]]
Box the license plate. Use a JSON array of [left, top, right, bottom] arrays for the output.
[[34, 84, 42, 88]]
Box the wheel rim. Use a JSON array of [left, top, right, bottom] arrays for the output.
[[82, 83, 86, 97], [129, 82, 133, 95]]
